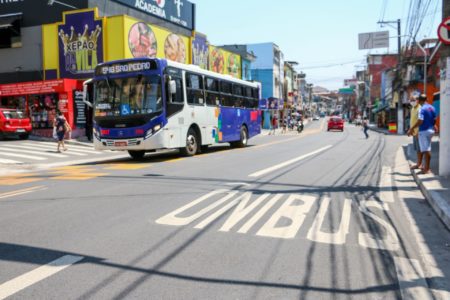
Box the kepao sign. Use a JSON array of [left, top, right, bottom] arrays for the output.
[[113, 0, 194, 30], [58, 10, 104, 79]]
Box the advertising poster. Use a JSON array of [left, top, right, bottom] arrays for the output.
[[126, 19, 189, 64], [208, 46, 241, 78], [192, 34, 208, 70], [209, 46, 225, 74], [58, 10, 104, 79]]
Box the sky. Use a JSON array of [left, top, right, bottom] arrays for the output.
[[190, 0, 442, 91]]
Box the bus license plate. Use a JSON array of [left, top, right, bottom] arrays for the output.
[[114, 141, 127, 146]]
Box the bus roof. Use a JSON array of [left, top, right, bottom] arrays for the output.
[[166, 59, 259, 88], [95, 57, 259, 89]]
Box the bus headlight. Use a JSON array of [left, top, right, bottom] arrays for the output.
[[145, 124, 162, 140]]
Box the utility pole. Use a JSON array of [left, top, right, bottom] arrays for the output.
[[439, 0, 450, 176], [377, 19, 403, 133]]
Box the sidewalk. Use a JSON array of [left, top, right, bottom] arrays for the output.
[[369, 125, 450, 230]]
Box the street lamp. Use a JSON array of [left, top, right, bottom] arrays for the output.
[[47, 0, 78, 9]]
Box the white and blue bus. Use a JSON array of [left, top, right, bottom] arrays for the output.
[[91, 58, 261, 159]]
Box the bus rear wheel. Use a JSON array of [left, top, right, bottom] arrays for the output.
[[128, 150, 146, 160], [231, 126, 248, 148], [180, 128, 198, 156]]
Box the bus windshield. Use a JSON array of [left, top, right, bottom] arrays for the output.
[[94, 75, 162, 117]]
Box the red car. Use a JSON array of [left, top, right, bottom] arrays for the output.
[[327, 116, 344, 132], [0, 108, 32, 139]]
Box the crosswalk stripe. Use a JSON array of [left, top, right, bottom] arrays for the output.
[[0, 146, 68, 158], [22, 143, 88, 156], [0, 158, 22, 164], [23, 143, 97, 155], [0, 152, 46, 161], [28, 141, 98, 152]]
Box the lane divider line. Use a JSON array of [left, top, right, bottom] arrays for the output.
[[0, 186, 47, 199], [0, 255, 84, 300], [248, 145, 332, 178]]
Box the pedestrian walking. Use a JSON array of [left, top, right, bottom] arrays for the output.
[[406, 95, 422, 170], [281, 117, 287, 134], [53, 111, 71, 153], [362, 117, 369, 139], [407, 94, 437, 174], [270, 115, 277, 135]]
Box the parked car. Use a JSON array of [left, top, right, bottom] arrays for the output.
[[312, 115, 320, 121], [0, 108, 32, 139], [327, 116, 344, 132]]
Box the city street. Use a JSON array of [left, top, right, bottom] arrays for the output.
[[1, 120, 449, 299]]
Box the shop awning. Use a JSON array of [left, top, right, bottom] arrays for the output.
[[0, 13, 22, 29]]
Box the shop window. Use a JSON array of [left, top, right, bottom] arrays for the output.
[[29, 94, 58, 129]]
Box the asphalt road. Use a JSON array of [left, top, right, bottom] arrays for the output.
[[1, 119, 449, 299]]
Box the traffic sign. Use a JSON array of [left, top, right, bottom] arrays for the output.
[[437, 17, 450, 45], [358, 31, 389, 50]]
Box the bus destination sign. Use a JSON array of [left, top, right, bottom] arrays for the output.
[[95, 61, 157, 76]]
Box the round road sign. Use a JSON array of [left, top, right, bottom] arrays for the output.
[[437, 17, 450, 45]]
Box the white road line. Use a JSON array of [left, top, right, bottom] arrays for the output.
[[0, 158, 22, 164], [248, 145, 332, 177], [0, 146, 68, 158], [28, 141, 98, 152], [0, 152, 47, 161], [393, 256, 433, 300], [22, 143, 88, 156], [0, 186, 47, 199], [0, 255, 84, 300], [379, 166, 395, 203]]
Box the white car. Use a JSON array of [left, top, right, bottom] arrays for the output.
[[312, 115, 320, 121]]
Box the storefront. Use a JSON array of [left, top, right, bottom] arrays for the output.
[[0, 79, 83, 137]]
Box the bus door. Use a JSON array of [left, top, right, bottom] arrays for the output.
[[185, 72, 207, 139]]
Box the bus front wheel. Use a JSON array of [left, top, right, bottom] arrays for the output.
[[180, 128, 198, 156], [128, 150, 146, 160], [231, 126, 248, 148]]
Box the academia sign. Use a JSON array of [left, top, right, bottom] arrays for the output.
[[112, 0, 194, 30]]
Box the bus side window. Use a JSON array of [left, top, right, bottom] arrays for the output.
[[220, 81, 233, 107], [206, 77, 220, 106], [186, 73, 204, 106]]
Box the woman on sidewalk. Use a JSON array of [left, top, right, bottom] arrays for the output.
[[54, 111, 71, 153]]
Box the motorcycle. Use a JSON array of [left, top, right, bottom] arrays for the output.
[[296, 121, 304, 133]]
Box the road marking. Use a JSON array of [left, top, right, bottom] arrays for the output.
[[379, 166, 395, 203], [0, 151, 47, 161], [0, 146, 67, 158], [393, 257, 433, 300], [50, 166, 107, 181], [0, 173, 42, 186], [103, 163, 149, 170], [0, 158, 22, 164], [256, 194, 315, 239], [25, 141, 97, 151], [0, 186, 47, 199], [358, 200, 399, 251], [248, 145, 332, 177], [0, 255, 84, 300], [23, 143, 89, 156], [307, 197, 352, 245]]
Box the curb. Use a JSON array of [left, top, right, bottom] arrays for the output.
[[410, 168, 450, 231]]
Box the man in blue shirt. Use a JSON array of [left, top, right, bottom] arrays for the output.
[[407, 94, 437, 174]]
